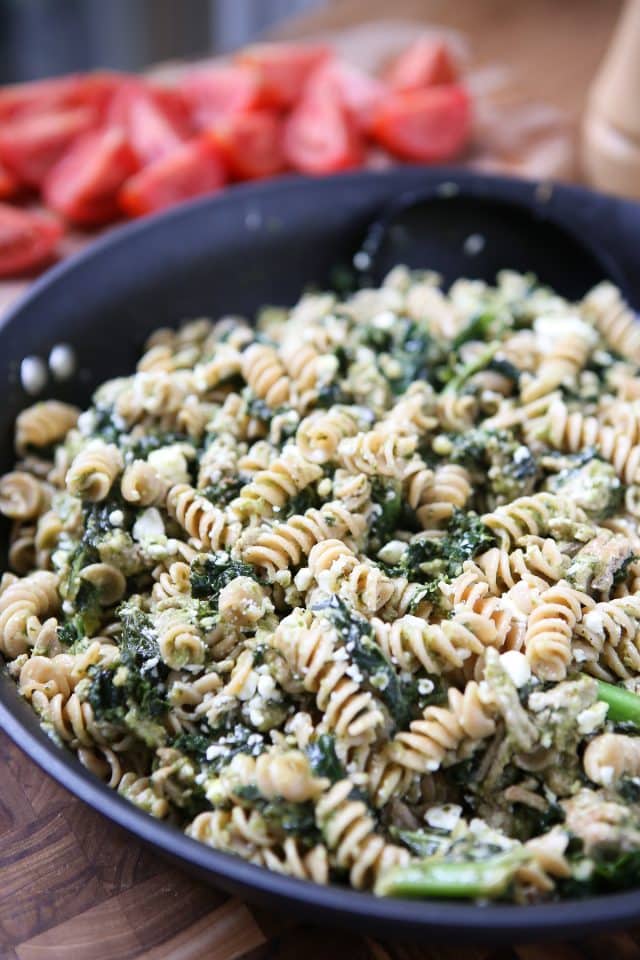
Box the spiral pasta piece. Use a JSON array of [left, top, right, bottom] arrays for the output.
[[242, 343, 291, 408], [166, 484, 240, 551], [296, 407, 364, 463], [66, 441, 124, 502], [522, 326, 595, 403], [315, 779, 410, 889], [0, 571, 60, 658], [442, 568, 522, 646], [582, 282, 640, 364], [231, 447, 322, 520], [525, 581, 593, 681], [0, 471, 48, 520], [482, 493, 589, 550], [15, 401, 80, 456], [337, 430, 416, 478], [470, 540, 568, 594], [537, 399, 640, 484], [121, 460, 171, 506], [583, 733, 640, 786], [370, 613, 490, 675], [390, 682, 497, 774], [273, 610, 384, 743], [227, 749, 327, 803], [307, 539, 395, 615], [241, 501, 366, 579], [155, 603, 205, 669], [259, 838, 330, 884], [575, 595, 640, 679], [416, 464, 472, 529]]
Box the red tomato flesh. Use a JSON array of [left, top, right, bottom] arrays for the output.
[[306, 60, 386, 133], [386, 38, 459, 92], [372, 85, 471, 162], [0, 160, 19, 199], [119, 136, 226, 217], [181, 65, 262, 130], [44, 127, 138, 225], [236, 43, 330, 108], [0, 72, 124, 123], [283, 88, 363, 175], [108, 82, 190, 165], [0, 106, 98, 186], [0, 203, 62, 276], [209, 110, 284, 180]]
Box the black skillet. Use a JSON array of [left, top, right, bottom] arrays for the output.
[[1, 168, 640, 943]]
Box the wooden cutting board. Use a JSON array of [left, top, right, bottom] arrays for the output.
[[2, 2, 638, 958]]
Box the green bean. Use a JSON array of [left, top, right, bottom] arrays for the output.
[[589, 677, 640, 725], [375, 851, 527, 899]]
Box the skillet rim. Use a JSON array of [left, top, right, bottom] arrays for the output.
[[1, 166, 640, 942]]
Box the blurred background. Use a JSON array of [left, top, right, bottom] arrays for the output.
[[0, 0, 323, 81]]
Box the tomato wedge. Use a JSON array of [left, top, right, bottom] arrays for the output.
[[386, 38, 459, 92], [372, 85, 471, 162], [236, 43, 330, 108], [108, 81, 190, 165], [283, 87, 363, 175], [181, 65, 262, 130], [0, 203, 62, 277], [44, 127, 139, 225], [0, 72, 123, 123], [0, 161, 19, 200], [209, 110, 284, 181], [306, 60, 386, 133], [119, 136, 226, 217], [0, 106, 98, 186]]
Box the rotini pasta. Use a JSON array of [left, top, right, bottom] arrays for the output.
[[5, 269, 640, 904]]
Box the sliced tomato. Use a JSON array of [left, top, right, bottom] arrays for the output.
[[0, 106, 98, 186], [119, 136, 226, 217], [372, 85, 471, 162], [107, 81, 190, 165], [0, 160, 19, 199], [209, 110, 284, 181], [236, 43, 330, 109], [0, 203, 62, 277], [386, 38, 459, 92], [44, 127, 139, 225], [283, 88, 363, 175], [0, 72, 124, 123], [180, 65, 262, 130], [306, 60, 386, 133]]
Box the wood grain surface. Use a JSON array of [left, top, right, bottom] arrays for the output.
[[1, 1, 637, 958]]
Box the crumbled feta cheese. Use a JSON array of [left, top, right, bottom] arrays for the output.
[[109, 509, 124, 527], [148, 445, 191, 485], [257, 674, 276, 699], [582, 610, 605, 639], [132, 507, 165, 545], [425, 804, 462, 832], [499, 650, 531, 688], [577, 701, 608, 735], [377, 539, 408, 565], [417, 678, 435, 696], [237, 671, 258, 701], [534, 314, 597, 352]]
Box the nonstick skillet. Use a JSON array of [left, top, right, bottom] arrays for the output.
[[1, 167, 640, 943]]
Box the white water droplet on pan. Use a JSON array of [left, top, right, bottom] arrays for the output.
[[20, 356, 48, 395], [353, 250, 371, 270], [463, 233, 486, 256], [49, 343, 76, 381]]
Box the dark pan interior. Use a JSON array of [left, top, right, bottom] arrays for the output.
[[2, 167, 640, 942]]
